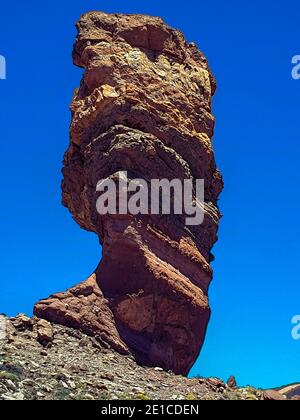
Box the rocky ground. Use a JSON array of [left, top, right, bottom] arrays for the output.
[[0, 315, 298, 401]]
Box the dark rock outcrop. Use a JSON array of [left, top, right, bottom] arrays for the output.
[[34, 11, 223, 375]]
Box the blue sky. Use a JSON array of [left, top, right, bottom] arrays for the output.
[[0, 0, 300, 389]]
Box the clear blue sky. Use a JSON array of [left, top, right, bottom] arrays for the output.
[[0, 0, 299, 389]]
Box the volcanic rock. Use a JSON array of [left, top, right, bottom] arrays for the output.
[[227, 375, 238, 389], [11, 315, 33, 332], [0, 319, 264, 401], [37, 319, 54, 347], [207, 377, 225, 389], [36, 319, 54, 347], [263, 390, 287, 401], [34, 275, 129, 354], [34, 11, 223, 375]]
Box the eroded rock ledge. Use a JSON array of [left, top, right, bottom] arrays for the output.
[[34, 11, 223, 375]]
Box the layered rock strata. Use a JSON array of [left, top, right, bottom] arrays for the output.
[[34, 11, 223, 375]]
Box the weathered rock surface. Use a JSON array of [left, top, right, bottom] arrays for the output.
[[263, 390, 286, 401], [227, 375, 238, 389], [36, 319, 54, 347], [34, 275, 129, 354], [34, 11, 223, 375]]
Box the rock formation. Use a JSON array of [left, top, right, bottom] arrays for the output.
[[34, 11, 223, 375]]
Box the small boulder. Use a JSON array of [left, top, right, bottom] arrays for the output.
[[207, 377, 225, 388], [36, 319, 53, 347], [11, 314, 33, 332]]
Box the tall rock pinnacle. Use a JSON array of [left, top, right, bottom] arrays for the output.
[[34, 11, 223, 375]]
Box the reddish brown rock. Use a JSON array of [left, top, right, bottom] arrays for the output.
[[227, 375, 238, 389], [36, 319, 54, 347], [34, 11, 223, 375], [207, 378, 225, 389], [34, 275, 129, 354], [276, 383, 300, 399], [263, 390, 287, 401]]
